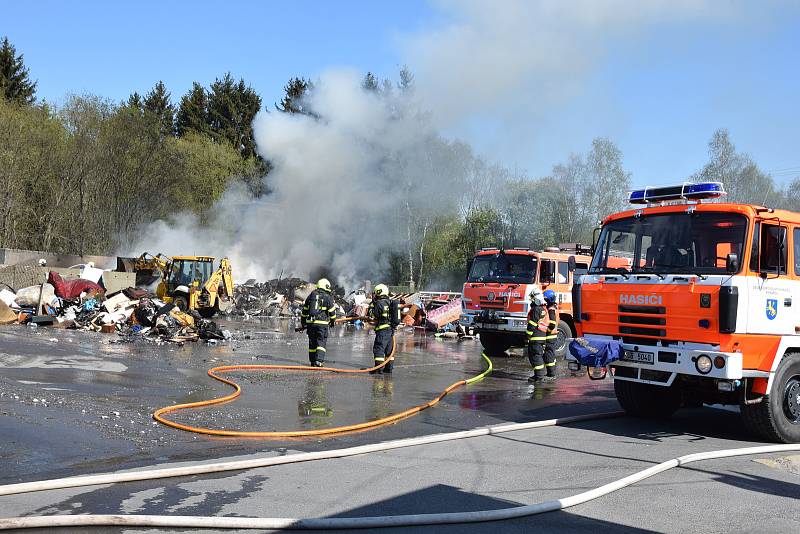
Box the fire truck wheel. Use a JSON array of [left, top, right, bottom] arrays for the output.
[[740, 353, 800, 443], [479, 332, 512, 357], [614, 379, 681, 419], [554, 320, 573, 359]]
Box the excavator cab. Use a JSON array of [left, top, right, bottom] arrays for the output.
[[165, 258, 214, 293]]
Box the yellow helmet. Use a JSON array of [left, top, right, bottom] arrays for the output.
[[317, 278, 332, 292], [374, 283, 389, 297]]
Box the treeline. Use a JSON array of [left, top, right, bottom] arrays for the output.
[[412, 129, 800, 289], [0, 37, 263, 255]]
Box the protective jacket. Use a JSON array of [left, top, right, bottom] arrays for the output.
[[368, 297, 392, 331], [526, 303, 548, 342], [546, 303, 559, 340], [301, 289, 337, 327]]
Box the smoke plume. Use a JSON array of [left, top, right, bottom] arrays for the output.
[[129, 0, 751, 287], [130, 69, 463, 287]]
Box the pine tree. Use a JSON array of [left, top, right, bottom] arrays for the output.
[[143, 80, 175, 136], [362, 72, 379, 92], [275, 77, 314, 114], [207, 73, 262, 158], [176, 82, 209, 137], [0, 37, 37, 104], [126, 91, 144, 112]]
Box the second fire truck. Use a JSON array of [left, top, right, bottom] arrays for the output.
[[460, 245, 607, 357]]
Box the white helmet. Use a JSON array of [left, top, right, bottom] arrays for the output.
[[317, 278, 332, 292], [529, 286, 545, 305]]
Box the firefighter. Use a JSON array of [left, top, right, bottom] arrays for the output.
[[367, 284, 398, 374], [526, 286, 549, 383], [543, 289, 559, 380], [301, 278, 337, 367]]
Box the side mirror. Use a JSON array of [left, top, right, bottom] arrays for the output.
[[568, 255, 576, 272], [466, 259, 474, 279], [725, 253, 739, 274], [591, 227, 601, 255]]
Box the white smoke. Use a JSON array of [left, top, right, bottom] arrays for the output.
[[129, 69, 460, 287], [404, 0, 736, 128], [128, 0, 761, 288]]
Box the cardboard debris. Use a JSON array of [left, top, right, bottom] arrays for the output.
[[102, 293, 132, 313], [0, 300, 17, 325], [80, 264, 104, 284]]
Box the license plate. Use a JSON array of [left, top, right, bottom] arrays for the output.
[[622, 350, 654, 364]]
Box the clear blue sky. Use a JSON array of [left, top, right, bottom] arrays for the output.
[[4, 0, 799, 187]]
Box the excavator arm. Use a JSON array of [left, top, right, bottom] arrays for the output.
[[202, 257, 234, 313]]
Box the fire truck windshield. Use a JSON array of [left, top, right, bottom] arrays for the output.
[[467, 254, 538, 283], [590, 212, 748, 275]]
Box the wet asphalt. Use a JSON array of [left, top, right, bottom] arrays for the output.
[[0, 319, 612, 484], [0, 320, 798, 533]]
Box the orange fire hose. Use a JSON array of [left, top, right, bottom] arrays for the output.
[[153, 336, 493, 438]]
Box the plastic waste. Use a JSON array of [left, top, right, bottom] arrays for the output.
[[15, 284, 55, 307]]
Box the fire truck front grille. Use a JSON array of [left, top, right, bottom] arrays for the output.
[[639, 369, 671, 383], [618, 305, 669, 344], [479, 297, 506, 310]]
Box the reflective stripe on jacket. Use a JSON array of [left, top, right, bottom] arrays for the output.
[[369, 297, 392, 331], [301, 289, 337, 326], [546, 304, 559, 339], [526, 304, 548, 341]]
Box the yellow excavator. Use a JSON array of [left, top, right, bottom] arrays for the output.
[[133, 253, 234, 317]]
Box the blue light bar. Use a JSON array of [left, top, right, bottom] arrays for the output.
[[628, 182, 726, 205]]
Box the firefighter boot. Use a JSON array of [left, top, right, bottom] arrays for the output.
[[527, 340, 546, 382]]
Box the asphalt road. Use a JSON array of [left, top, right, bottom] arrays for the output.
[[0, 320, 798, 533]]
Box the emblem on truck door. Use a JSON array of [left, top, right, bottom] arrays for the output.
[[766, 299, 778, 320]]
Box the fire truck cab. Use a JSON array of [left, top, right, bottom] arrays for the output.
[[460, 245, 596, 357], [570, 182, 800, 443]]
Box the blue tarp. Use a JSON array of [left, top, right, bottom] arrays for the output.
[[569, 338, 622, 368]]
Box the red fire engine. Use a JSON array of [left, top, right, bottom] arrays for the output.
[[570, 182, 800, 443], [460, 245, 628, 357]]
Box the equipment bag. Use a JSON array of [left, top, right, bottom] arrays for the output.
[[568, 337, 622, 368]]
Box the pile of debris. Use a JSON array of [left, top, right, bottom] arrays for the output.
[[0, 271, 230, 345], [232, 278, 348, 318], [348, 289, 470, 337]]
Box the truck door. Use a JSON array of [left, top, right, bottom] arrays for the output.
[[792, 227, 800, 335], [747, 222, 794, 335], [540, 259, 556, 289]]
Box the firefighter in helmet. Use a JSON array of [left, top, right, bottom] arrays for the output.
[[301, 278, 337, 367], [542, 289, 559, 380], [367, 284, 399, 374], [526, 286, 549, 383]]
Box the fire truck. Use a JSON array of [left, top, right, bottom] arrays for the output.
[[569, 182, 800, 443], [460, 244, 611, 357]]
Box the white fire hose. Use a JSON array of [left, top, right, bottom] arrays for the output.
[[1, 410, 799, 530]]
